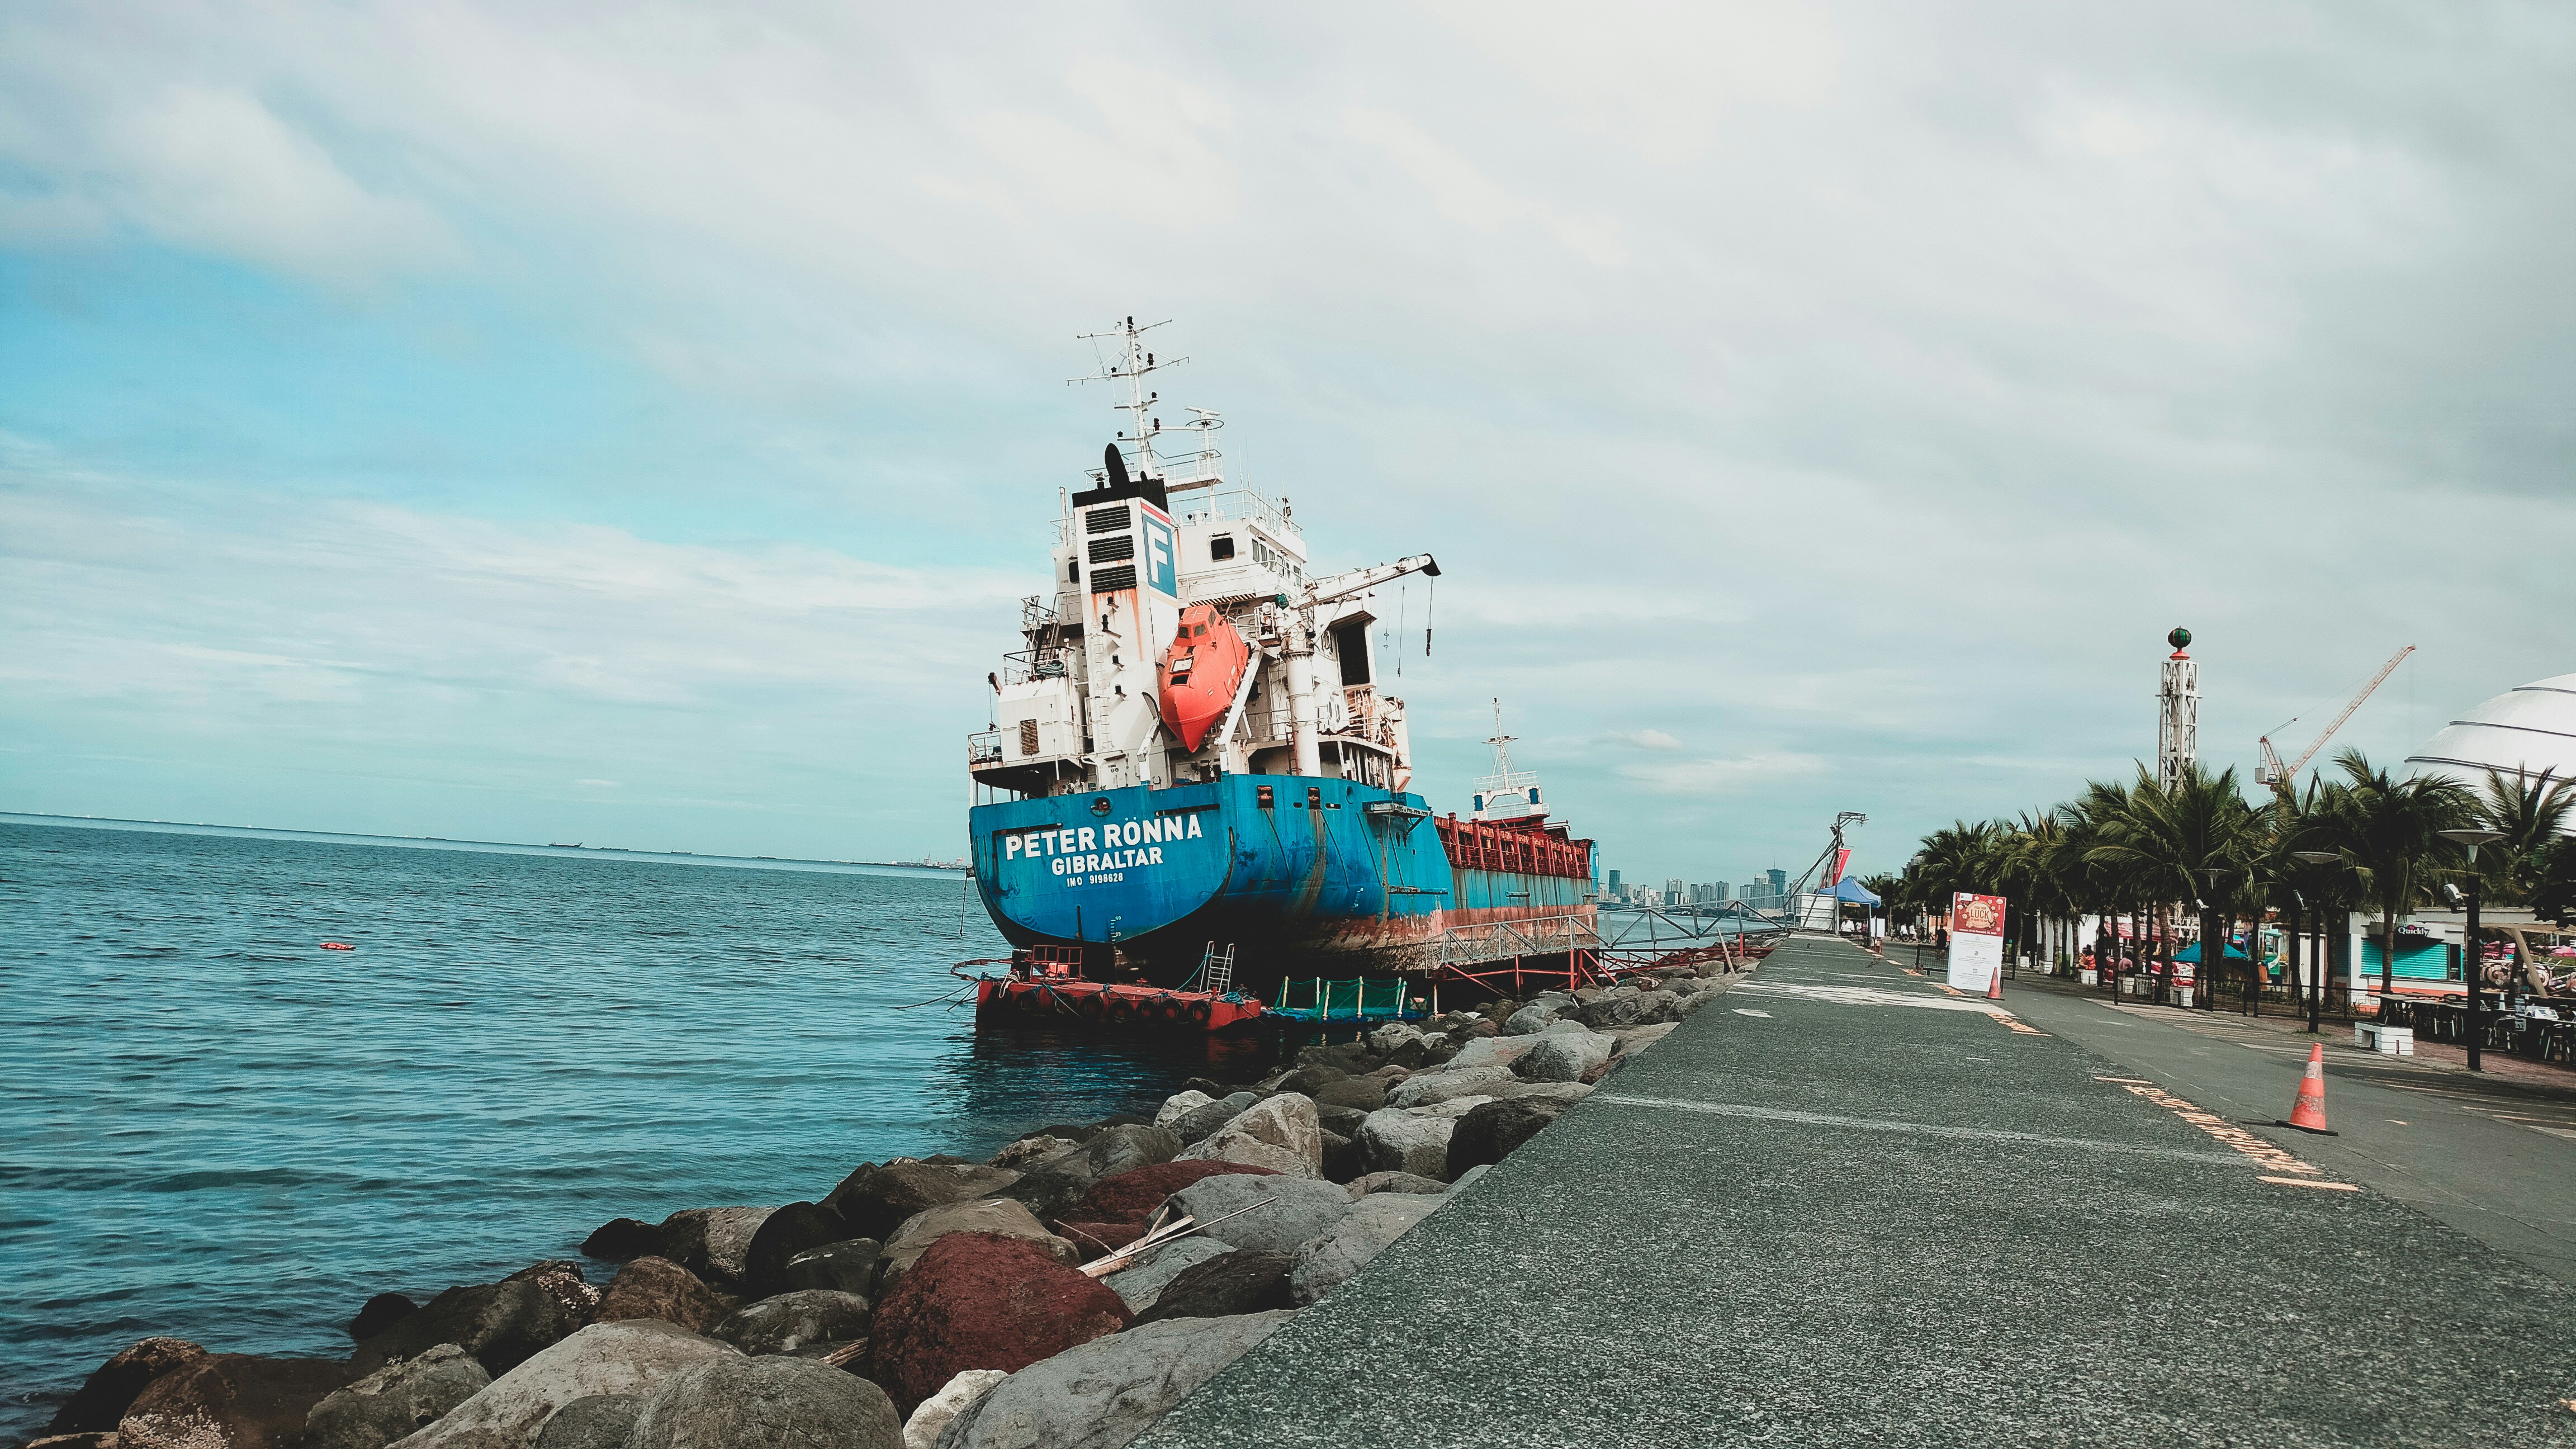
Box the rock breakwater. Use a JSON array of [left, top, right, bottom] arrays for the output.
[[25, 963, 1744, 1449]]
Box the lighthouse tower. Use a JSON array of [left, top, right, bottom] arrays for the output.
[[2157, 627, 2198, 792]]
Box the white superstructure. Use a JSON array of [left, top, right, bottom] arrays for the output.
[[972, 319, 1437, 801]]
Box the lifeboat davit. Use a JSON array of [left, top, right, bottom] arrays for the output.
[[1158, 604, 1250, 752]]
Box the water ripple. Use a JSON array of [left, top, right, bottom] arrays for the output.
[[0, 819, 1275, 1441]]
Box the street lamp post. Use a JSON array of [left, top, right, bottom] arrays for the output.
[[2291, 850, 2342, 1034], [2283, 887, 2304, 1033], [2438, 828, 2507, 1073]]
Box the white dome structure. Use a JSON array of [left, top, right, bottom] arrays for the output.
[[2404, 672, 2576, 795]]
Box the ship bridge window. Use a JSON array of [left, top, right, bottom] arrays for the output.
[[1209, 535, 1235, 561]]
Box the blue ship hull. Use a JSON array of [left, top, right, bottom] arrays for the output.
[[968, 774, 1587, 981]]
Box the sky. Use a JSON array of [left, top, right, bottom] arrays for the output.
[[2, 2, 2571, 882]]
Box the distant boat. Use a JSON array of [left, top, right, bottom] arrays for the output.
[[548, 842, 583, 849]]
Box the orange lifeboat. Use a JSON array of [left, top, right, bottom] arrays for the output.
[[1158, 604, 1250, 751]]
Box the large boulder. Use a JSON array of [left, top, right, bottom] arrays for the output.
[[118, 1355, 359, 1449], [1066, 1161, 1276, 1230], [1447, 1097, 1568, 1176], [44, 1337, 209, 1435], [1493, 1081, 1593, 1106], [1611, 1022, 1680, 1055], [1269, 1066, 1348, 1097], [986, 1136, 1075, 1172], [868, 1233, 1130, 1414], [1287, 1192, 1439, 1305], [1309, 1076, 1389, 1112], [391, 1320, 737, 1449], [1164, 1092, 1256, 1147], [1097, 1237, 1235, 1315], [1133, 1251, 1294, 1324], [1366, 1021, 1426, 1055], [304, 1344, 490, 1449], [1001, 1126, 1181, 1222], [1149, 1090, 1213, 1128], [1344, 1171, 1446, 1200], [930, 1311, 1296, 1449], [1513, 1027, 1613, 1083], [1173, 1093, 1322, 1177], [742, 1201, 851, 1298], [656, 1208, 776, 1290], [1162, 1173, 1351, 1254], [1574, 993, 1649, 1030], [713, 1290, 873, 1356], [353, 1280, 583, 1376], [579, 1218, 663, 1262], [1354, 1110, 1457, 1180], [629, 1354, 902, 1449], [349, 1294, 420, 1343], [781, 1239, 884, 1296], [900, 1370, 1006, 1449], [827, 1163, 1024, 1243], [594, 1257, 733, 1336], [504, 1262, 601, 1328], [878, 1200, 1078, 1289], [1501, 1002, 1562, 1035], [1383, 1066, 1516, 1109], [1446, 1036, 1534, 1072], [528, 1395, 641, 1449]]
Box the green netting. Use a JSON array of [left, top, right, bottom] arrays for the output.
[[1273, 977, 1418, 1019]]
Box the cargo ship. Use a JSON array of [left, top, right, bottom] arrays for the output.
[[965, 319, 1597, 1001]]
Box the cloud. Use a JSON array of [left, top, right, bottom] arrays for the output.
[[1610, 728, 1683, 751], [1618, 754, 1829, 797], [0, 2, 2570, 875]]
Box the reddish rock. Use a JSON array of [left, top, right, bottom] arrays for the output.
[[869, 1232, 1130, 1413], [118, 1353, 358, 1449], [1067, 1161, 1276, 1230], [45, 1337, 209, 1435], [1050, 1220, 1146, 1256]]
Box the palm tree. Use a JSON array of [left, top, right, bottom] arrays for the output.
[[2473, 766, 2574, 905], [2313, 750, 2474, 997], [2087, 763, 2265, 1007]]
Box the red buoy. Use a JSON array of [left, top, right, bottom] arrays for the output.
[[320, 941, 356, 950]]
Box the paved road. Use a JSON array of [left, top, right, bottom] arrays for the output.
[[1996, 968, 2576, 1286], [1139, 934, 2576, 1448]]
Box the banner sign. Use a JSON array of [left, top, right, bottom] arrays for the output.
[[1948, 892, 2006, 992], [1825, 847, 1851, 888]]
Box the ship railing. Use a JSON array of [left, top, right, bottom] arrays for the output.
[[967, 730, 1005, 768], [998, 647, 1073, 686], [1433, 912, 1604, 969], [1166, 482, 1303, 544]]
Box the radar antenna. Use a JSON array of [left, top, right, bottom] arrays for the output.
[[1071, 316, 1189, 481]]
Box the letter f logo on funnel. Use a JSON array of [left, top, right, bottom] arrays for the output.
[[1142, 511, 1177, 596]]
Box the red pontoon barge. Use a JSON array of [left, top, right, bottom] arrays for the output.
[[967, 945, 1268, 1033]]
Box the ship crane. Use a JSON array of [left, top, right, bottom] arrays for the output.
[[1271, 553, 1440, 780], [2256, 645, 2415, 790], [1304, 553, 1440, 606]]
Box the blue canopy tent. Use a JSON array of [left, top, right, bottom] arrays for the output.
[[1830, 877, 1882, 906], [2173, 940, 2251, 964]]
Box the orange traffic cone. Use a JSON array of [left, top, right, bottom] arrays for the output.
[[1986, 964, 2004, 1000], [2285, 1042, 2332, 1133]]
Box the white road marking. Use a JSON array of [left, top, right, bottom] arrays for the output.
[[1593, 1094, 2248, 1166], [1733, 1008, 1773, 1018]]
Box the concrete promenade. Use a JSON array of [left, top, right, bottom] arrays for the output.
[[1138, 934, 2576, 1448]]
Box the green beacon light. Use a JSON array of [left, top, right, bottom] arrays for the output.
[[2167, 626, 2192, 653]]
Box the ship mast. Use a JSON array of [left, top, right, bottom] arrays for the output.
[[1071, 316, 1188, 481]]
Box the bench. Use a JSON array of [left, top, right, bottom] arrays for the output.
[[2355, 1022, 2415, 1055]]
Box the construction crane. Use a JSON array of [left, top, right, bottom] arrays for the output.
[[2257, 646, 2415, 789]]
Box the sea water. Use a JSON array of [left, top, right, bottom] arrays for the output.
[[0, 817, 1270, 1438]]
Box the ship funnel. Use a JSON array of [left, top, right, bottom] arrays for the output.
[[1103, 443, 1130, 490]]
